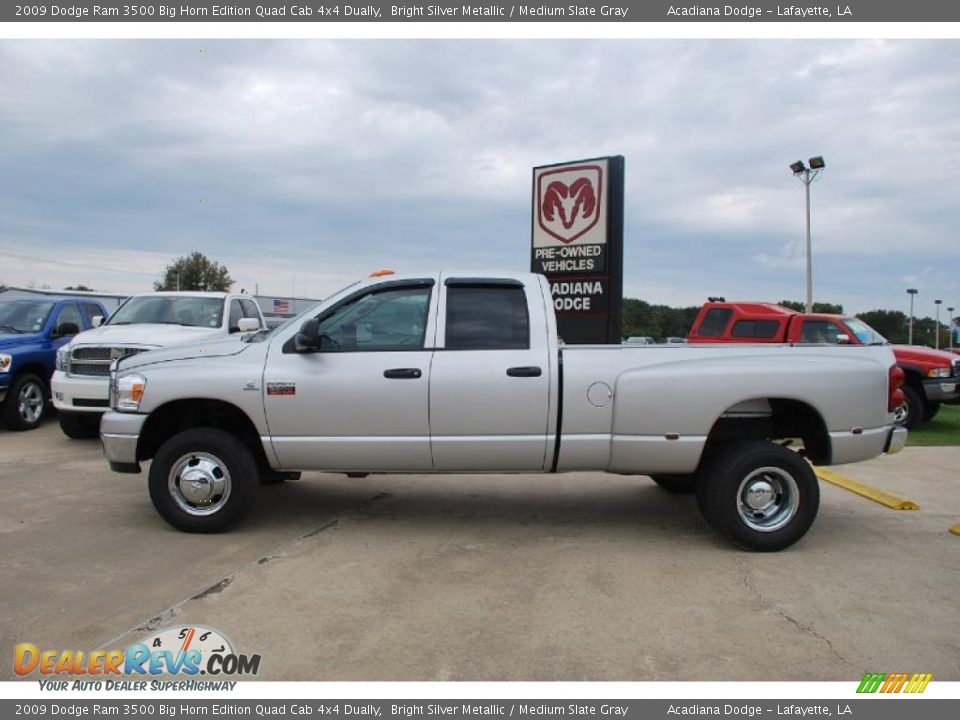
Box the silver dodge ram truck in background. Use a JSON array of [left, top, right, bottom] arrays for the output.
[[101, 272, 906, 551]]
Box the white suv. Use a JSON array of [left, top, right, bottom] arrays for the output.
[[52, 292, 264, 438]]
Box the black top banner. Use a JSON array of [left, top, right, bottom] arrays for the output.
[[5, 0, 960, 23]]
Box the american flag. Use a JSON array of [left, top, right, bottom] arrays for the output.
[[273, 299, 290, 313]]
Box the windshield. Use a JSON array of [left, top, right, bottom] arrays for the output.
[[108, 296, 224, 328], [0, 300, 55, 334], [844, 317, 888, 345]]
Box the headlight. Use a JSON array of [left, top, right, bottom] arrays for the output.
[[111, 374, 147, 412], [927, 368, 951, 378], [0, 354, 11, 373], [56, 345, 70, 372]]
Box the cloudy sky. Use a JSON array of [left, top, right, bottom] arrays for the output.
[[1, 39, 958, 316]]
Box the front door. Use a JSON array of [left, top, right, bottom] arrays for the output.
[[264, 280, 437, 472]]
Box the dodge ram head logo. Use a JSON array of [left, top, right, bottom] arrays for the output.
[[537, 165, 603, 244]]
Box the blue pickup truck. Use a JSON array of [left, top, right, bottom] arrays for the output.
[[0, 297, 110, 431]]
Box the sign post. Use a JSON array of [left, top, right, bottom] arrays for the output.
[[531, 155, 624, 344]]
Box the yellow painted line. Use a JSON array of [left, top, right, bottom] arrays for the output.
[[950, 524, 960, 537], [814, 468, 920, 510]]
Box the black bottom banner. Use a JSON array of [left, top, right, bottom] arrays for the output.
[[2, 699, 956, 720]]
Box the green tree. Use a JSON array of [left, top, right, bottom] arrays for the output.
[[778, 300, 844, 314], [65, 284, 95, 291], [621, 297, 699, 340], [856, 310, 908, 344], [154, 252, 233, 292]]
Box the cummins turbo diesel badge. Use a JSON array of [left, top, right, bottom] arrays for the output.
[[266, 382, 295, 396]]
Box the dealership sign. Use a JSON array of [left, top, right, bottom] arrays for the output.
[[531, 156, 624, 344]]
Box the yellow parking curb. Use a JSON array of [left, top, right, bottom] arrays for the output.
[[950, 524, 960, 537], [815, 468, 920, 510]]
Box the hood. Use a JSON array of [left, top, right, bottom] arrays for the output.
[[892, 344, 959, 367], [0, 332, 42, 350], [70, 323, 224, 349], [118, 336, 250, 371]]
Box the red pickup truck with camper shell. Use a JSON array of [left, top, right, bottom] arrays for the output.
[[688, 301, 960, 430]]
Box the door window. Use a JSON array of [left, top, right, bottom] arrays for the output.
[[83, 303, 103, 325], [240, 299, 262, 327], [228, 300, 244, 332], [54, 304, 83, 335], [316, 286, 431, 351], [799, 320, 846, 344], [445, 286, 529, 350]]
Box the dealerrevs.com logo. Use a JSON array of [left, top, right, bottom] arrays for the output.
[[14, 625, 261, 686]]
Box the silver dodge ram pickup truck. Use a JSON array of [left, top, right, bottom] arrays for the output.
[[101, 272, 906, 551]]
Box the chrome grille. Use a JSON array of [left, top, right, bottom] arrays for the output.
[[72, 347, 114, 361], [69, 347, 147, 376]]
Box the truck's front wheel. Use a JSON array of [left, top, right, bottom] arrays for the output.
[[1, 373, 47, 431], [148, 428, 259, 533], [696, 441, 819, 552]]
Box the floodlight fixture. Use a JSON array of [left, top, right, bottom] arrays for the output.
[[790, 160, 806, 174], [808, 156, 826, 170]]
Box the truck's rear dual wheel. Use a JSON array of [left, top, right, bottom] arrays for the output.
[[695, 441, 819, 552], [895, 384, 924, 430], [149, 428, 259, 533]]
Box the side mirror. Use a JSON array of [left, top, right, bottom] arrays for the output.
[[54, 322, 80, 338], [237, 318, 260, 332], [294, 318, 321, 352], [91, 316, 104, 328]]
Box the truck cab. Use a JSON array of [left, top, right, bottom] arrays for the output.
[[688, 300, 960, 428], [0, 298, 106, 430]]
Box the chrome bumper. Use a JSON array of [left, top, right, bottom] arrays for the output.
[[100, 411, 148, 472], [885, 426, 908, 455]]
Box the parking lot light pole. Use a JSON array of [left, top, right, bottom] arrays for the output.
[[790, 156, 825, 313], [949, 306, 955, 351], [907, 288, 918, 345], [934, 299, 942, 350]]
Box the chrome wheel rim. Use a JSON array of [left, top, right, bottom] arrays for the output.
[[736, 466, 799, 533], [168, 452, 232, 517], [892, 403, 908, 426], [17, 381, 44, 424]]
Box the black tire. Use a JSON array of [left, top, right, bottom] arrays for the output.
[[1, 373, 47, 431], [260, 470, 301, 485], [923, 401, 941, 422], [695, 441, 820, 552], [148, 428, 259, 533], [58, 412, 101, 439], [650, 474, 697, 494], [897, 384, 925, 430]]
